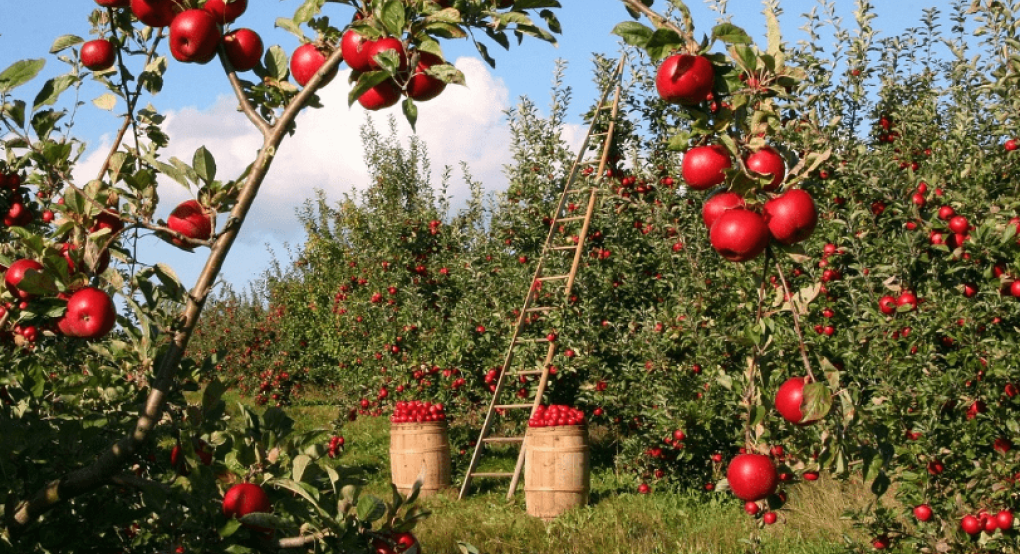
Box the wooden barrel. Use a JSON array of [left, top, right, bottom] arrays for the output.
[[389, 421, 451, 498], [524, 425, 590, 520]]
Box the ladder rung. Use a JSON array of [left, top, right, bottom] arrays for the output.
[[591, 131, 609, 137], [494, 404, 533, 410], [514, 337, 550, 344], [513, 369, 544, 376], [524, 306, 557, 313], [470, 472, 514, 478], [482, 436, 525, 444], [566, 188, 594, 194], [538, 274, 569, 282], [556, 216, 586, 223], [551, 245, 577, 251]]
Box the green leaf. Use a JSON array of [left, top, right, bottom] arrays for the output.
[[193, 146, 217, 183], [402, 97, 417, 131], [33, 75, 78, 110], [376, 0, 407, 38], [645, 28, 684, 61], [219, 519, 242, 538], [50, 35, 84, 54], [3, 99, 27, 128], [264, 45, 289, 81], [513, 0, 562, 8], [348, 71, 390, 107], [801, 381, 832, 422], [92, 93, 117, 111], [292, 454, 312, 483], [238, 512, 285, 531], [202, 378, 227, 418], [712, 23, 751, 45], [356, 494, 386, 522], [293, 0, 325, 24], [870, 470, 891, 497], [0, 59, 45, 93], [611, 21, 654, 48]]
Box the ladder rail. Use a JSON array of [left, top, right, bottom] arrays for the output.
[[459, 55, 627, 501]]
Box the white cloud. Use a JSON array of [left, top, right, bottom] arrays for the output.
[[72, 57, 584, 288]]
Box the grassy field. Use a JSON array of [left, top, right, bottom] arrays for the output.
[[219, 391, 895, 554]]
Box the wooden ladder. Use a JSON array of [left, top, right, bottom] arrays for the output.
[[458, 57, 626, 501]]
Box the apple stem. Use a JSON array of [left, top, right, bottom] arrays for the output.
[[772, 251, 816, 383]]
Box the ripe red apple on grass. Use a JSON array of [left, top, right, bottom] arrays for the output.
[[655, 54, 714, 105], [290, 43, 338, 87], [745, 146, 786, 191], [682, 145, 732, 190], [223, 28, 263, 72], [57, 287, 117, 339], [81, 39, 116, 71], [203, 0, 247, 24], [763, 189, 818, 245], [131, 0, 180, 28], [167, 200, 214, 249], [709, 209, 770, 262], [726, 454, 779, 501], [169, 9, 221, 64], [222, 483, 272, 529]]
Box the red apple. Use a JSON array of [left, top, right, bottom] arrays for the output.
[[702, 192, 745, 230], [167, 200, 214, 249], [763, 189, 818, 245], [655, 54, 714, 105], [1007, 139, 1018, 152], [774, 376, 820, 425], [91, 209, 125, 235], [169, 9, 221, 64], [222, 483, 272, 529], [997, 510, 1014, 531], [878, 296, 896, 315], [96, 0, 131, 6], [223, 28, 263, 72], [871, 536, 890, 550], [5, 259, 45, 300], [762, 512, 777, 525], [637, 483, 651, 494], [405, 51, 447, 102], [81, 39, 116, 71], [364, 36, 408, 72], [290, 43, 337, 87], [372, 531, 420, 554], [709, 209, 769, 262], [746, 146, 786, 191], [341, 29, 373, 72], [57, 287, 117, 339], [203, 0, 246, 24], [682, 145, 732, 190], [358, 79, 402, 111], [948, 215, 969, 234], [726, 454, 778, 501], [913, 504, 933, 522], [896, 292, 918, 311], [938, 205, 955, 220], [130, 0, 180, 28], [961, 514, 981, 535]]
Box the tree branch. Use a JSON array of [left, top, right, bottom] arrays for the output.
[[8, 37, 348, 538]]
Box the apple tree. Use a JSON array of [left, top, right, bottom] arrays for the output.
[[0, 0, 561, 552]]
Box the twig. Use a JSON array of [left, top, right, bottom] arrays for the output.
[[772, 251, 816, 382], [617, 0, 699, 53], [742, 247, 773, 448]]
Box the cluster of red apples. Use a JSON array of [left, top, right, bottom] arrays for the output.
[[87, 1, 263, 72], [390, 400, 447, 424], [655, 53, 818, 262], [528, 404, 585, 427], [89, 0, 458, 111]]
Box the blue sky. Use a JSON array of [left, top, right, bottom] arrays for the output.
[[0, 1, 948, 292]]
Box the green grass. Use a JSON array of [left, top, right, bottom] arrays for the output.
[[209, 389, 897, 554]]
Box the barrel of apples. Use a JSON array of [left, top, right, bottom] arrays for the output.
[[389, 401, 451, 498], [524, 405, 590, 521]]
